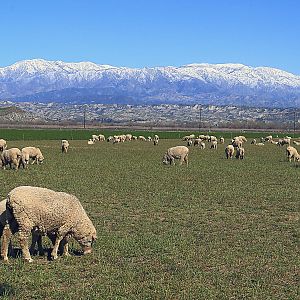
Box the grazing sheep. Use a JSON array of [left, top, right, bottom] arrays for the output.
[[270, 140, 278, 145], [138, 136, 146, 141], [293, 141, 300, 146], [3, 186, 97, 262], [91, 135, 99, 142], [0, 139, 7, 152], [200, 142, 205, 149], [162, 146, 189, 166], [193, 138, 202, 146], [0, 200, 69, 260], [1, 148, 22, 170], [264, 135, 273, 142], [219, 137, 225, 144], [132, 136, 138, 141], [251, 139, 257, 145], [61, 140, 69, 153], [232, 139, 243, 148], [286, 146, 300, 162], [182, 134, 195, 141], [21, 147, 44, 168], [147, 136, 152, 142], [277, 138, 291, 146], [98, 134, 105, 141], [210, 141, 217, 150], [235, 147, 245, 159], [225, 145, 235, 159], [187, 139, 193, 147], [87, 139, 94, 145], [107, 136, 113, 142]]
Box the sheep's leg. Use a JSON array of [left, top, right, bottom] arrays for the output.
[[60, 236, 70, 256], [18, 231, 33, 262], [30, 233, 45, 255], [51, 236, 64, 260], [1, 225, 12, 261]]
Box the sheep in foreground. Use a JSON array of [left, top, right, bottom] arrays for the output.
[[0, 200, 69, 260], [0, 139, 7, 152], [3, 186, 97, 262], [162, 146, 189, 166], [235, 147, 245, 159], [21, 147, 44, 168], [225, 145, 235, 159], [286, 146, 300, 162], [61, 140, 69, 153], [1, 148, 22, 170]]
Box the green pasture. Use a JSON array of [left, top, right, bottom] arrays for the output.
[[0, 138, 299, 299], [0, 128, 298, 141]]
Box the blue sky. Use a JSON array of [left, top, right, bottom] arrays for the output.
[[0, 0, 299, 74]]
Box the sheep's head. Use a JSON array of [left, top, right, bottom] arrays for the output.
[[78, 232, 97, 255], [162, 154, 169, 165], [37, 154, 44, 163]]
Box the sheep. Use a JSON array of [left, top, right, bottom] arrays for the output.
[[0, 200, 69, 261], [98, 134, 105, 141], [125, 134, 132, 141], [182, 134, 195, 141], [91, 134, 99, 142], [162, 146, 189, 166], [147, 136, 152, 142], [1, 148, 22, 170], [235, 147, 245, 159], [264, 135, 273, 142], [234, 136, 247, 143], [138, 136, 146, 141], [132, 136, 138, 141], [187, 139, 193, 147], [277, 138, 290, 146], [286, 146, 300, 162], [270, 140, 278, 145], [232, 138, 243, 148], [107, 136, 113, 142], [193, 138, 202, 146], [87, 139, 94, 145], [251, 139, 257, 145], [200, 142, 205, 149], [210, 141, 217, 150], [61, 140, 69, 153], [3, 186, 97, 262], [293, 141, 300, 146], [0, 139, 7, 152], [225, 145, 235, 159], [153, 135, 159, 146], [209, 136, 218, 142], [219, 137, 225, 144], [21, 147, 44, 168]]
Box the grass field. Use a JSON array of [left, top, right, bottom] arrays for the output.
[[0, 137, 299, 299]]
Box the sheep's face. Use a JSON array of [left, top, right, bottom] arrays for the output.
[[79, 233, 97, 254], [162, 154, 169, 165], [38, 154, 44, 163]]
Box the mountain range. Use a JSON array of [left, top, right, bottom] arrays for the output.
[[1, 59, 300, 108]]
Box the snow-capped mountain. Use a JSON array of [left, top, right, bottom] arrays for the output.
[[1, 59, 300, 107]]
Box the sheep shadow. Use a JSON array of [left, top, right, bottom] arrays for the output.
[[0, 283, 15, 297]]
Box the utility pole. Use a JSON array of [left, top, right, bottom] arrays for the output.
[[293, 111, 296, 138], [199, 105, 202, 133], [83, 105, 86, 129]]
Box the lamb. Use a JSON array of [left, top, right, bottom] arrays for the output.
[[98, 134, 105, 141], [219, 137, 225, 144], [251, 139, 257, 145], [0, 200, 69, 260], [138, 136, 146, 141], [147, 136, 152, 142], [61, 140, 69, 153], [286, 146, 300, 162], [3, 186, 97, 262], [0, 139, 7, 152], [225, 145, 235, 159], [91, 135, 99, 142], [87, 139, 95, 145], [1, 148, 22, 170], [235, 147, 245, 159], [264, 135, 273, 142], [153, 135, 159, 146], [21, 147, 44, 168], [162, 146, 189, 166], [210, 141, 217, 150]]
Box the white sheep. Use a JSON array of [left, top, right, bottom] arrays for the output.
[[251, 139, 257, 145], [286, 146, 300, 162], [210, 141, 217, 150], [3, 186, 97, 262], [138, 136, 146, 141], [91, 134, 99, 142], [61, 140, 69, 153], [1, 148, 22, 170], [219, 137, 225, 144], [193, 138, 202, 146], [235, 147, 245, 159], [87, 139, 95, 145], [200, 142, 205, 149], [98, 134, 105, 141], [162, 146, 189, 166], [21, 147, 44, 168], [0, 139, 7, 152], [147, 136, 152, 142], [225, 145, 235, 159], [187, 139, 193, 147]]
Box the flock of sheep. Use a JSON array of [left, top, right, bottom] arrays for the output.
[[0, 131, 299, 263]]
